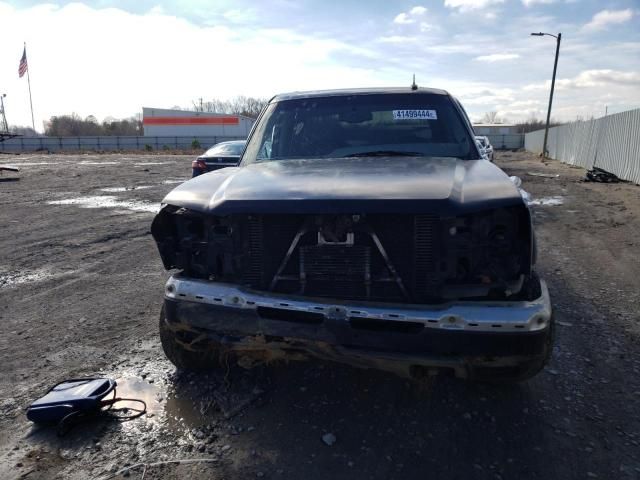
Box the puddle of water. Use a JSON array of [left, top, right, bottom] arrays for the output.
[[162, 178, 189, 185], [47, 195, 160, 213], [79, 161, 120, 165], [115, 377, 164, 416], [101, 364, 264, 437], [100, 185, 153, 192], [529, 196, 564, 206], [163, 386, 215, 430], [110, 374, 211, 434], [0, 268, 54, 288], [134, 162, 169, 166]]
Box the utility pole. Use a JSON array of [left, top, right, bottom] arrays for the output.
[[0, 94, 8, 133], [531, 32, 561, 159]]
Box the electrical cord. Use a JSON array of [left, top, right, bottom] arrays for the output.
[[56, 387, 147, 436]]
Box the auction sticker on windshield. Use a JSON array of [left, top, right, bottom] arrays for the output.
[[392, 109, 438, 120]]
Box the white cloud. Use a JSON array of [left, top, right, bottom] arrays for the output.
[[444, 0, 505, 11], [454, 67, 640, 123], [0, 3, 391, 129], [410, 6, 428, 15], [393, 5, 428, 24], [508, 100, 544, 108], [568, 70, 640, 88], [393, 12, 412, 24], [222, 8, 257, 23], [583, 9, 634, 31], [495, 107, 543, 121], [148, 5, 165, 15], [494, 99, 545, 120], [474, 53, 520, 62], [455, 87, 516, 106], [378, 35, 418, 44], [522, 0, 555, 6], [524, 69, 640, 91], [1, 2, 638, 127]]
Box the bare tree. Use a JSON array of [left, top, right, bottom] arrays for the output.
[[233, 96, 268, 118], [9, 125, 40, 136], [480, 111, 505, 124], [102, 117, 142, 135], [190, 96, 268, 118], [513, 116, 563, 133], [45, 114, 141, 136], [192, 98, 205, 112], [46, 113, 94, 136]]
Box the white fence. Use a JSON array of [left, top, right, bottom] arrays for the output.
[[524, 108, 640, 184], [0, 135, 244, 153]]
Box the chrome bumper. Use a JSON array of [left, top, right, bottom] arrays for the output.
[[164, 275, 552, 333]]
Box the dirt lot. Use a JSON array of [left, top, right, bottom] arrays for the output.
[[0, 151, 639, 480]]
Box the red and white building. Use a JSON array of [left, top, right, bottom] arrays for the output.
[[142, 107, 255, 137]]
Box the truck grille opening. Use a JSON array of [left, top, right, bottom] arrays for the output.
[[414, 214, 439, 301], [242, 214, 434, 302], [154, 208, 529, 304], [257, 306, 325, 324], [349, 317, 425, 334], [243, 216, 264, 287], [300, 244, 371, 299]]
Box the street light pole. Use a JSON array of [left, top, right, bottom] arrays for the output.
[[531, 32, 561, 159]]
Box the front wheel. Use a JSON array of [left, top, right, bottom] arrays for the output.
[[159, 304, 223, 371]]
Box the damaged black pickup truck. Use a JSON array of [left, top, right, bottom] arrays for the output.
[[152, 87, 553, 382]]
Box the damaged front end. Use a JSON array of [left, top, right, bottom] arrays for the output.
[[160, 275, 553, 380], [152, 204, 552, 381]]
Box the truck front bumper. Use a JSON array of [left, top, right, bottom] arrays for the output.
[[162, 275, 553, 379]]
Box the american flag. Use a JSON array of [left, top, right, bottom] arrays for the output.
[[18, 47, 28, 78]]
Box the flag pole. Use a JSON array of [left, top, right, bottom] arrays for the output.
[[25, 42, 35, 132]]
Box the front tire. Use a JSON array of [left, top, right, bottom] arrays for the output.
[[159, 304, 222, 371]]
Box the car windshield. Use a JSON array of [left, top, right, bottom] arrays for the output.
[[242, 93, 477, 164], [205, 141, 245, 156]]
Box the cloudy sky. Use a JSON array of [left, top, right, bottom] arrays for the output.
[[0, 0, 638, 130]]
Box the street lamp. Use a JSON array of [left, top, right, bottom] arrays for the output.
[[531, 32, 561, 159]]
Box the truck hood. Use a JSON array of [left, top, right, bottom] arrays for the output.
[[162, 157, 525, 215]]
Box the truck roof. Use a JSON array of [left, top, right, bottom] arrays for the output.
[[272, 87, 450, 102]]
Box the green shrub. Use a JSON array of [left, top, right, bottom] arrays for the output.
[[144, 144, 153, 151], [191, 139, 201, 149]]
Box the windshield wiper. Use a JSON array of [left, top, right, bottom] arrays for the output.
[[342, 150, 425, 158]]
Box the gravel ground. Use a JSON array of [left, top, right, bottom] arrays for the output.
[[0, 151, 638, 480]]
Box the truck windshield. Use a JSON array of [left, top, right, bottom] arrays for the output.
[[242, 93, 478, 164]]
